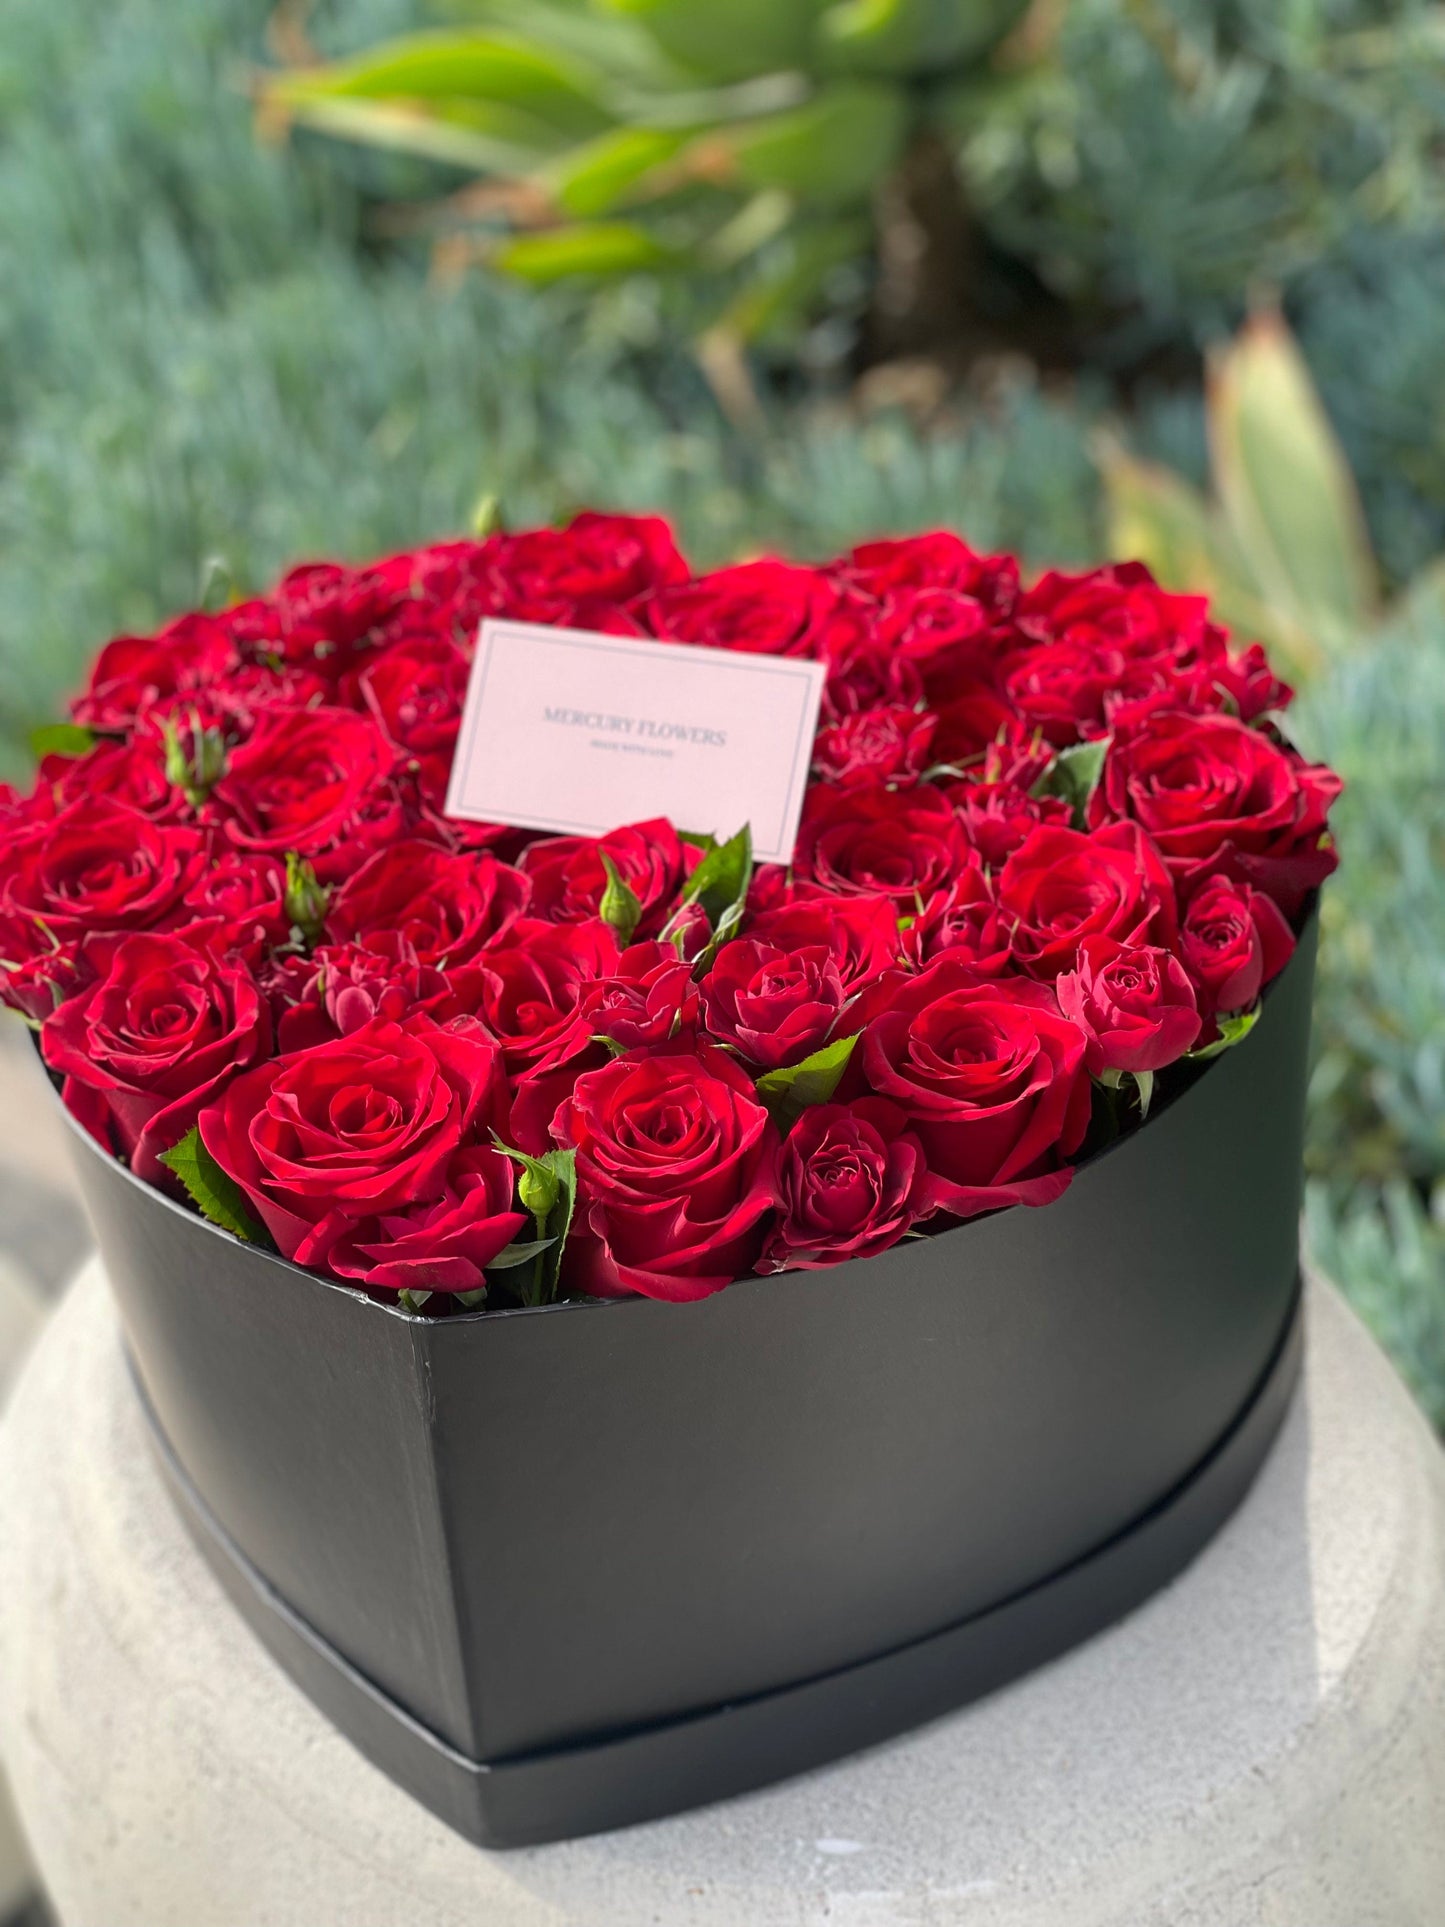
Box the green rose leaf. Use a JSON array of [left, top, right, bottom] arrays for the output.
[[1187, 1004, 1261, 1061], [284, 852, 331, 947], [158, 1126, 271, 1246], [29, 722, 96, 761], [598, 850, 643, 945], [1099, 1065, 1155, 1119], [755, 1029, 859, 1125], [668, 822, 752, 966], [1029, 735, 1111, 830], [398, 1288, 434, 1314], [493, 1141, 578, 1306]]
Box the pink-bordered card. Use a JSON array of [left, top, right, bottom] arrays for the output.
[[444, 618, 826, 865]]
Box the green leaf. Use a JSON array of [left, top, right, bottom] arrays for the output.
[[706, 83, 909, 211], [818, 0, 1030, 77], [598, 0, 815, 84], [755, 1030, 860, 1125], [1187, 1004, 1261, 1061], [470, 490, 504, 537], [198, 554, 236, 613], [398, 1288, 434, 1313], [541, 125, 688, 217], [484, 1235, 558, 1269], [493, 220, 680, 283], [598, 850, 643, 944], [1101, 1065, 1155, 1119], [1208, 311, 1379, 663], [493, 1142, 578, 1304], [264, 31, 616, 142], [1029, 736, 1110, 829], [158, 1127, 270, 1246], [29, 722, 96, 761], [669, 822, 752, 966], [453, 1287, 487, 1309]]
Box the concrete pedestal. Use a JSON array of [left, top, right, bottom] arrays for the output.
[[2, 1260, 1444, 1927]]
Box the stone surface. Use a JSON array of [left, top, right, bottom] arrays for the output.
[[1, 1261, 1444, 1927]]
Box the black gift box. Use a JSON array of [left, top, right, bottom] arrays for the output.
[[57, 913, 1316, 1847]]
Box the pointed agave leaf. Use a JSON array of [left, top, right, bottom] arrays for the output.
[[158, 1127, 271, 1245], [755, 1031, 860, 1125], [596, 0, 817, 85], [700, 84, 908, 211], [493, 220, 680, 282], [1029, 736, 1110, 829], [541, 125, 689, 217], [1208, 311, 1379, 665], [818, 0, 1030, 77]]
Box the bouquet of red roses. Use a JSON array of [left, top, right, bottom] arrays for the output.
[[0, 517, 1341, 1310]]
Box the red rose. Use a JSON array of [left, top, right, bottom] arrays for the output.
[[198, 1014, 509, 1259], [293, 1146, 527, 1297], [643, 559, 863, 658], [41, 738, 184, 821], [759, 1098, 925, 1272], [42, 932, 271, 1183], [551, 1046, 780, 1301], [487, 512, 688, 606], [699, 938, 849, 1070], [811, 705, 936, 787], [276, 935, 459, 1052], [326, 840, 530, 968], [577, 941, 697, 1051], [171, 849, 290, 968], [834, 534, 1019, 608], [820, 635, 924, 722], [903, 865, 1013, 974], [794, 782, 971, 907], [857, 960, 1091, 1219], [995, 820, 1178, 977], [519, 817, 692, 938], [358, 632, 468, 809], [945, 778, 1072, 870], [458, 919, 623, 1148], [1177, 874, 1296, 1028], [874, 588, 1001, 701], [267, 560, 410, 664], [71, 614, 239, 733], [745, 891, 902, 993], [0, 801, 205, 959], [1056, 937, 1201, 1075], [928, 683, 1036, 774], [1095, 711, 1340, 914], [209, 706, 398, 877]]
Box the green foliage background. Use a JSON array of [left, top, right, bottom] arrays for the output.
[[1, 0, 1441, 1418]]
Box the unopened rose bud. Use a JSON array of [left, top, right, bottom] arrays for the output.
[[518, 1162, 559, 1222]]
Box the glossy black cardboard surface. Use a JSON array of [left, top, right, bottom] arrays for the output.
[[59, 914, 1316, 1825]]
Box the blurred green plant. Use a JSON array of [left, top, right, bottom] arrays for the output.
[[258, 0, 1034, 359]]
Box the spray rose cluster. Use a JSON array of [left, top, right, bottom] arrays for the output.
[[0, 516, 1340, 1307]]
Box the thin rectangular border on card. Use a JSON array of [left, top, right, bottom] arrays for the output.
[[443, 619, 827, 865]]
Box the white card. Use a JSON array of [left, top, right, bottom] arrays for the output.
[[444, 619, 826, 866]]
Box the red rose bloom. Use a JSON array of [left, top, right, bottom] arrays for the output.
[[209, 706, 398, 878], [759, 1098, 925, 1272], [326, 840, 530, 969], [487, 512, 688, 606], [811, 705, 936, 787], [359, 632, 468, 809], [745, 892, 902, 994], [198, 1014, 509, 1260], [71, 614, 239, 733], [699, 937, 849, 1070], [294, 1146, 527, 1296], [41, 738, 184, 821], [519, 817, 692, 938], [794, 782, 971, 907], [577, 941, 696, 1052], [834, 534, 1019, 608], [551, 1046, 780, 1301], [1056, 937, 1201, 1075], [0, 800, 205, 956], [904, 865, 1013, 975], [171, 850, 290, 968], [996, 820, 1178, 978], [946, 778, 1072, 871], [643, 559, 862, 658], [1177, 874, 1296, 1028], [42, 932, 272, 1184], [858, 960, 1092, 1219], [1095, 711, 1340, 914]]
